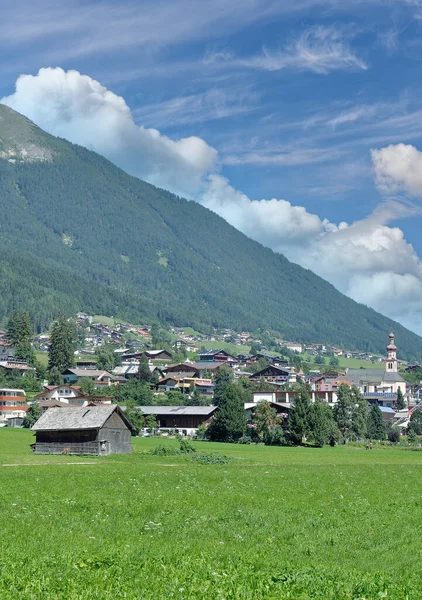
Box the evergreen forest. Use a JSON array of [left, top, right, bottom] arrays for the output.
[[1, 104, 421, 359]]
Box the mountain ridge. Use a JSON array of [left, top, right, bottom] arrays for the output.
[[0, 103, 421, 359]]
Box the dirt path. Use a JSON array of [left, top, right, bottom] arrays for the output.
[[1, 462, 99, 467]]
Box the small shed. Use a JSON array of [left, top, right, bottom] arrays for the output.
[[31, 405, 132, 455]]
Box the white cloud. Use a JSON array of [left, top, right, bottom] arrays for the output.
[[3, 67, 422, 334], [201, 174, 422, 332], [133, 88, 258, 128], [372, 143, 422, 196], [1, 68, 217, 197], [200, 174, 339, 251], [207, 26, 367, 74]]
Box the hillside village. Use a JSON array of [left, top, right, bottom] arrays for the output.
[[1, 311, 422, 450]]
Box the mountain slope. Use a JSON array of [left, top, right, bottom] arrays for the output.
[[0, 104, 421, 359]]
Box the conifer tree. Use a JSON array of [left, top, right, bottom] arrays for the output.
[[333, 383, 354, 440], [136, 353, 152, 383], [6, 311, 21, 347], [47, 314, 75, 373], [288, 389, 311, 445], [207, 383, 246, 442], [350, 386, 369, 440], [367, 403, 386, 440], [15, 312, 36, 363], [396, 386, 405, 410], [309, 400, 334, 447], [213, 365, 233, 407]]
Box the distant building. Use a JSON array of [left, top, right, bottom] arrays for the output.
[[0, 388, 28, 425], [248, 365, 290, 383], [135, 405, 218, 436], [62, 369, 116, 387], [198, 350, 239, 365], [347, 333, 407, 397], [0, 359, 34, 376]]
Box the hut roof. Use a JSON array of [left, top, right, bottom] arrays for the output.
[[31, 405, 132, 431], [135, 405, 217, 416]]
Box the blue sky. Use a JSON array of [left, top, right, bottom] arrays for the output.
[[2, 0, 422, 335]]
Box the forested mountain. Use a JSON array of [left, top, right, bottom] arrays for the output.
[[0, 104, 421, 359]]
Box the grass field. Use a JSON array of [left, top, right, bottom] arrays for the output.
[[1, 430, 422, 599], [92, 315, 116, 326], [299, 354, 383, 370], [197, 340, 251, 355]]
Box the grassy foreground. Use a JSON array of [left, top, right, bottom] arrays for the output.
[[1, 431, 422, 599]]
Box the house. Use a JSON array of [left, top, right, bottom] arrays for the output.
[[38, 399, 72, 413], [62, 369, 116, 387], [31, 404, 132, 455], [0, 345, 15, 361], [34, 385, 113, 408], [0, 359, 34, 376], [198, 350, 239, 365], [34, 385, 86, 405], [365, 393, 397, 410], [190, 362, 226, 378], [135, 405, 218, 435], [156, 377, 214, 395], [253, 353, 289, 367], [0, 388, 28, 425], [284, 343, 303, 354], [74, 358, 98, 369], [249, 365, 290, 383], [162, 363, 200, 377], [379, 406, 396, 423]]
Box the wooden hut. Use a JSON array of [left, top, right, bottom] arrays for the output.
[[31, 405, 132, 455]]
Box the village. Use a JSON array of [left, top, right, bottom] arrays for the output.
[[0, 310, 420, 455]]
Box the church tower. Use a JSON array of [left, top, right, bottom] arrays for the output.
[[385, 332, 397, 373]]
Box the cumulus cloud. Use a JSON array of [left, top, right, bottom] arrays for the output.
[[200, 174, 340, 252], [1, 67, 217, 198], [3, 67, 422, 333], [372, 143, 422, 196]]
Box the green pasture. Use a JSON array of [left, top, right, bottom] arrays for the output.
[[298, 353, 383, 370], [196, 340, 251, 355], [1, 430, 422, 599]]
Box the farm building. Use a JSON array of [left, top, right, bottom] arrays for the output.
[[136, 405, 218, 435], [31, 405, 132, 455]]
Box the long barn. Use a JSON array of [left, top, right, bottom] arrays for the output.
[[31, 405, 132, 455]]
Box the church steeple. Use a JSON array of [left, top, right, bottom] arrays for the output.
[[385, 332, 397, 373]]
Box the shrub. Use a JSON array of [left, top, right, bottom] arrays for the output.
[[191, 452, 232, 465], [387, 426, 401, 443], [238, 435, 253, 444], [263, 426, 286, 446], [150, 444, 180, 456], [179, 440, 196, 454], [195, 423, 208, 440], [407, 428, 417, 444]]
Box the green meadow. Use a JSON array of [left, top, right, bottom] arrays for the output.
[[1, 430, 422, 599]]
